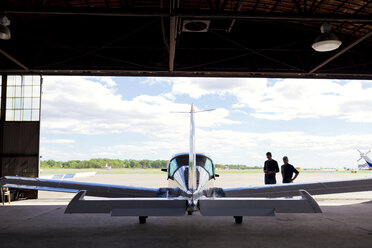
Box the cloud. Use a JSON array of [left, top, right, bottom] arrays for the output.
[[145, 77, 372, 123], [40, 76, 372, 168], [41, 76, 238, 136], [41, 138, 75, 144], [57, 130, 371, 168]]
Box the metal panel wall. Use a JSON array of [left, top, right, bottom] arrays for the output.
[[0, 75, 41, 199], [2, 121, 40, 177]]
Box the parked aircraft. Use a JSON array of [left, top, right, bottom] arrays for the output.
[[2, 104, 372, 224], [105, 163, 112, 170], [357, 149, 372, 170]]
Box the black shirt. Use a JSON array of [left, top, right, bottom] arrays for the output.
[[281, 164, 299, 183], [264, 160, 279, 180]]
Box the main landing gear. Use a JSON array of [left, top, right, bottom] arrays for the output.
[[234, 216, 243, 224], [139, 216, 148, 224]]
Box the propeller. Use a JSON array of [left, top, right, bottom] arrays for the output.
[[357, 149, 371, 162]]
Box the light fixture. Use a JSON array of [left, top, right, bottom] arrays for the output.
[[182, 20, 210, 33], [312, 23, 341, 52], [0, 16, 11, 40]]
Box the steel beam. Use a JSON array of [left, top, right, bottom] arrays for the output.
[[0, 69, 370, 80], [176, 12, 372, 22], [292, 0, 303, 13], [0, 49, 29, 71], [0, 74, 6, 177], [226, 0, 245, 33], [169, 16, 176, 72], [309, 30, 372, 74], [1, 8, 372, 22]]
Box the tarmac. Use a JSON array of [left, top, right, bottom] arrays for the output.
[[1, 173, 372, 248]]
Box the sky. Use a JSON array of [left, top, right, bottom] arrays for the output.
[[40, 76, 372, 169]]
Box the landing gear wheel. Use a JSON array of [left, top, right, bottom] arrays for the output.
[[139, 216, 147, 224], [187, 211, 193, 215], [234, 216, 243, 224]]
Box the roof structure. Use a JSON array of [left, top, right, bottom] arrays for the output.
[[0, 0, 371, 79]]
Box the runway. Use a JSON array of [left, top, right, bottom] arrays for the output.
[[1, 173, 372, 248]]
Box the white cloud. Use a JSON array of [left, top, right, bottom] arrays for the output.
[[41, 138, 75, 144], [146, 77, 372, 122], [41, 76, 237, 136], [53, 126, 370, 168], [40, 76, 372, 169]]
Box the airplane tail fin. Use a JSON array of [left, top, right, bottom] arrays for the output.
[[357, 149, 372, 166], [188, 104, 215, 195], [172, 104, 214, 195], [189, 104, 196, 193]]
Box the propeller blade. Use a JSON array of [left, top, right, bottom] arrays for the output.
[[366, 150, 371, 155], [357, 158, 363, 162], [357, 149, 362, 154]]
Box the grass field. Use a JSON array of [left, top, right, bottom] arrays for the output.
[[40, 168, 372, 175]]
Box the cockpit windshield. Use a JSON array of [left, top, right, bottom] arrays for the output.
[[168, 154, 215, 178]]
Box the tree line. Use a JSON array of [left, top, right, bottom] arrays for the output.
[[40, 159, 261, 170]]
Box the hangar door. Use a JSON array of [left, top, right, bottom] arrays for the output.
[[0, 75, 42, 199]]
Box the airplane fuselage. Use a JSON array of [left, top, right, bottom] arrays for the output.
[[167, 153, 216, 194]]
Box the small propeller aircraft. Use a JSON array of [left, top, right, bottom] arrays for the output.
[[357, 149, 372, 170], [2, 104, 372, 224]]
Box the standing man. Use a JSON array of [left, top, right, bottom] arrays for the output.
[[264, 152, 279, 184], [281, 156, 299, 183]]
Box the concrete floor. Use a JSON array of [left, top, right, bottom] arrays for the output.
[[1, 173, 372, 248], [1, 202, 372, 248]]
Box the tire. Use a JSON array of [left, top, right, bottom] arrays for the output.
[[187, 211, 193, 215], [139, 216, 147, 224], [234, 216, 243, 224]]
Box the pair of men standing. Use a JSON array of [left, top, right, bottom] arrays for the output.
[[264, 152, 299, 185]]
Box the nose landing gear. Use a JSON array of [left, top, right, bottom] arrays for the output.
[[234, 216, 243, 224], [139, 216, 148, 224]]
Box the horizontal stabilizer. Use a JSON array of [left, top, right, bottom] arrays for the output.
[[199, 190, 321, 216], [223, 178, 372, 198], [65, 191, 187, 216], [1, 176, 160, 198]]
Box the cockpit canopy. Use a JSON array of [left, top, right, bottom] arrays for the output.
[[168, 153, 215, 179]]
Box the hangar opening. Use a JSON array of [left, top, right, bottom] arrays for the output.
[[0, 2, 372, 246], [0, 1, 370, 198]]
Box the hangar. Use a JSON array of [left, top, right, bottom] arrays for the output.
[[0, 0, 371, 197]]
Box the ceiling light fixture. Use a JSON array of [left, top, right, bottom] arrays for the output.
[[0, 16, 11, 40], [312, 23, 342, 52], [182, 20, 210, 33]]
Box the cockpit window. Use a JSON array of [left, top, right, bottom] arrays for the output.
[[204, 158, 214, 176], [169, 159, 178, 176], [168, 154, 214, 178]]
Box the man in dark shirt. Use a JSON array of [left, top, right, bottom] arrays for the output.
[[281, 156, 299, 183], [263, 152, 279, 184]]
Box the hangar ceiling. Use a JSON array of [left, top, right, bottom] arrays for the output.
[[0, 0, 371, 79]]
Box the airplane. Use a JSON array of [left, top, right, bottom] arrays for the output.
[[357, 149, 372, 170], [1, 104, 372, 224], [105, 163, 112, 170]]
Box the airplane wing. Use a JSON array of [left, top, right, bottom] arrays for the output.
[[0, 176, 170, 198], [0, 176, 187, 218], [198, 178, 372, 218], [219, 177, 372, 198]]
